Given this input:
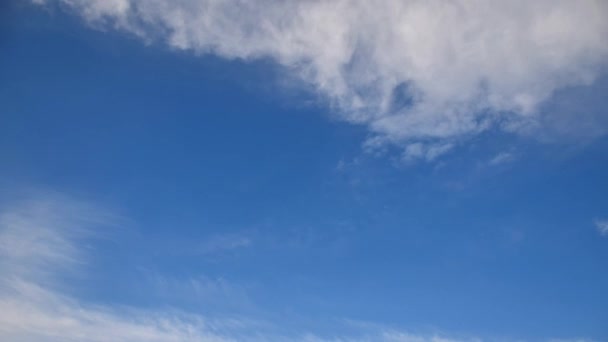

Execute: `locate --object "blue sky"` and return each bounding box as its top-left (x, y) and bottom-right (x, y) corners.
top-left (1, 1), bottom-right (608, 341)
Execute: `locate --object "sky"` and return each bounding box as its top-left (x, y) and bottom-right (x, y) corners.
top-left (1, 0), bottom-right (608, 341)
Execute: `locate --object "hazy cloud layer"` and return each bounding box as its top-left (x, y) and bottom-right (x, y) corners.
top-left (33, 0), bottom-right (608, 159)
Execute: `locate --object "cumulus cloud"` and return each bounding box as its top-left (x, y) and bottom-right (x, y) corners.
top-left (32, 0), bottom-right (608, 159)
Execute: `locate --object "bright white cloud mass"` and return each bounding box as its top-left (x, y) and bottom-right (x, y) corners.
top-left (33, 0), bottom-right (608, 160)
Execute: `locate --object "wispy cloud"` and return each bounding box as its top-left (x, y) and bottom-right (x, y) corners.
top-left (144, 272), bottom-right (255, 312)
top-left (488, 152), bottom-right (516, 166)
top-left (0, 195), bottom-right (466, 342)
top-left (0, 195), bottom-right (113, 285)
top-left (594, 219), bottom-right (608, 237)
top-left (0, 294), bottom-right (236, 342)
top-left (197, 233), bottom-right (252, 255)
top-left (32, 0), bottom-right (608, 160)
top-left (402, 142), bottom-right (454, 163)
top-left (0, 194), bottom-right (597, 341)
top-left (0, 195), bottom-right (237, 341)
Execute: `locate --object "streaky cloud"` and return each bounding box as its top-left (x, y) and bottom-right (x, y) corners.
top-left (0, 194), bottom-right (483, 341)
top-left (0, 195), bottom-right (237, 341)
top-left (595, 219), bottom-right (608, 236)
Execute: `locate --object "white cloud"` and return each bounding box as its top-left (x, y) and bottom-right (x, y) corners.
top-left (595, 219), bottom-right (608, 236)
top-left (0, 195), bottom-right (113, 285)
top-left (0, 195), bottom-right (472, 342)
top-left (382, 331), bottom-right (480, 342)
top-left (145, 272), bottom-right (255, 311)
top-left (0, 294), bottom-right (234, 342)
top-left (402, 142), bottom-right (454, 162)
top-left (198, 233), bottom-right (252, 255)
top-left (0, 196), bottom-right (237, 342)
top-left (0, 194), bottom-right (597, 341)
top-left (32, 0), bottom-right (608, 159)
top-left (488, 152), bottom-right (515, 166)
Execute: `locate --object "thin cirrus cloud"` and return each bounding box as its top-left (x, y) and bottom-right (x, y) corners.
top-left (0, 196), bottom-right (236, 341)
top-left (32, 0), bottom-right (608, 160)
top-left (595, 219), bottom-right (608, 237)
top-left (0, 194), bottom-right (482, 341)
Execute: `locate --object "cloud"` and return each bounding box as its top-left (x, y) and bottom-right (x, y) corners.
top-left (197, 233), bottom-right (252, 255)
top-left (0, 196), bottom-right (238, 341)
top-left (381, 331), bottom-right (480, 342)
top-left (0, 195), bottom-right (113, 285)
top-left (0, 293), bottom-right (234, 342)
top-left (402, 142), bottom-right (454, 162)
top-left (594, 219), bottom-right (608, 237)
top-left (0, 193), bottom-right (597, 341)
top-left (145, 273), bottom-right (255, 312)
top-left (488, 152), bottom-right (515, 166)
top-left (32, 0), bottom-right (608, 159)
top-left (0, 194), bottom-right (473, 342)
